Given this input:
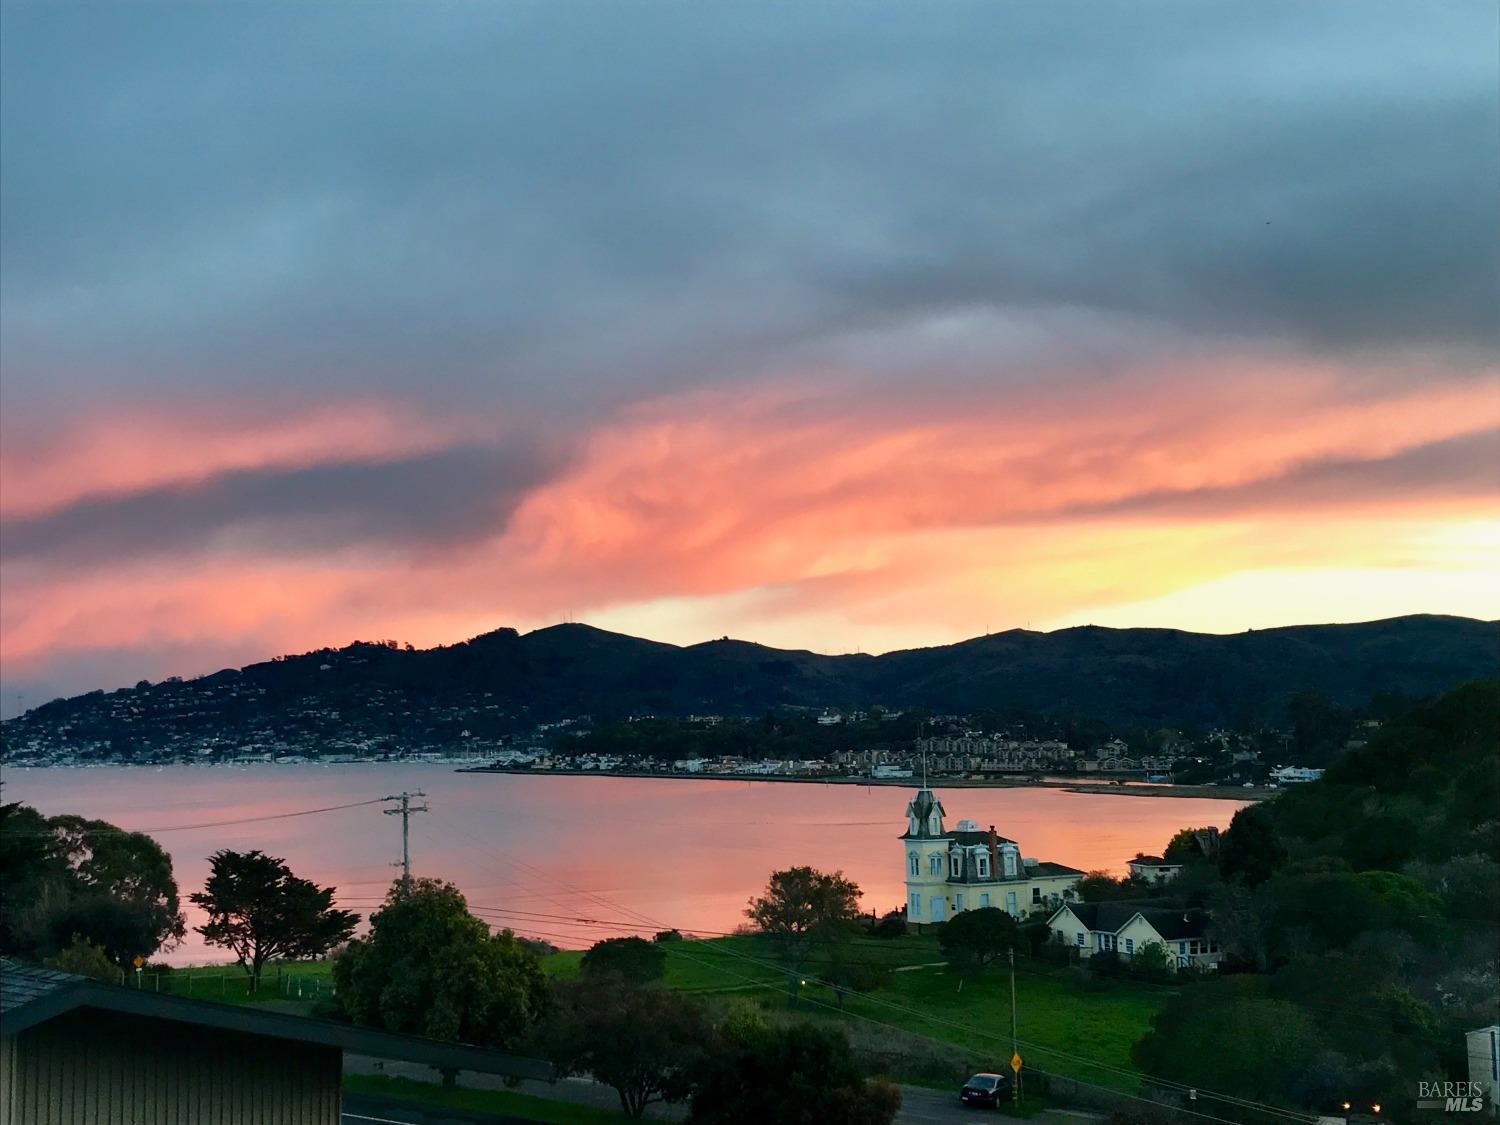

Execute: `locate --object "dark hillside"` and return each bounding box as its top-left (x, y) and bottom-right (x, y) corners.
top-left (3, 615), bottom-right (1494, 761)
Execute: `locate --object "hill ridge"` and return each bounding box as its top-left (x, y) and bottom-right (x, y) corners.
top-left (4, 615), bottom-right (1495, 762)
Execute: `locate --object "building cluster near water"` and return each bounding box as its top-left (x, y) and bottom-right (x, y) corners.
top-left (898, 787), bottom-right (1232, 970)
top-left (3, 694), bottom-right (1328, 790)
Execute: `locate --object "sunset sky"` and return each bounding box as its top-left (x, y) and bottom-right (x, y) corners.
top-left (2, 3), bottom-right (1497, 714)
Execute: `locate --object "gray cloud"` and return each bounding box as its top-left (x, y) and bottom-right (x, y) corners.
top-left (1065, 427), bottom-right (1500, 521)
top-left (2, 2), bottom-right (1495, 423)
top-left (1, 442), bottom-right (562, 568)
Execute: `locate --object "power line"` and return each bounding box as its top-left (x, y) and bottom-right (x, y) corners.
top-left (1, 797), bottom-right (390, 835)
top-left (381, 791), bottom-right (428, 892)
top-left (376, 815), bottom-right (1324, 1122)
top-left (385, 823), bottom-right (1318, 1125)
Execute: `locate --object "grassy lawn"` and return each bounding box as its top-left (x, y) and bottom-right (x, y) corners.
top-left (161, 939), bottom-right (1163, 1098)
top-left (547, 935), bottom-right (1166, 1093)
top-left (138, 959), bottom-right (335, 1007)
top-left (543, 933), bottom-right (943, 993)
top-left (343, 1074), bottom-right (634, 1124)
top-left (840, 962), bottom-right (1166, 1091)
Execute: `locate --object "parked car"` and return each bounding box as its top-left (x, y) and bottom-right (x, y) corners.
top-left (959, 1072), bottom-right (1011, 1108)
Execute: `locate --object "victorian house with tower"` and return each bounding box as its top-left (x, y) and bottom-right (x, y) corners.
top-left (901, 786), bottom-right (1083, 930)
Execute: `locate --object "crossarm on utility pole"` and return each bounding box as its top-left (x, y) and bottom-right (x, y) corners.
top-left (381, 791), bottom-right (429, 893)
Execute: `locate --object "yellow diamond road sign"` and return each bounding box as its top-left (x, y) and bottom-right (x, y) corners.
top-left (132, 955), bottom-right (144, 968)
top-left (1011, 1052), bottom-right (1022, 1073)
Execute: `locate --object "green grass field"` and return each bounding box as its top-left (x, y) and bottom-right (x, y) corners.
top-left (162, 934), bottom-right (1166, 1095)
top-left (547, 935), bottom-right (1167, 1092)
top-left (842, 963), bottom-right (1165, 1091)
top-left (544, 933), bottom-right (944, 992)
top-left (135, 959), bottom-right (335, 1008)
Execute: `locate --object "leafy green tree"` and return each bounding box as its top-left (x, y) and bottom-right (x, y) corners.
top-left (0, 803), bottom-right (68, 954)
top-left (580, 936), bottom-right (667, 985)
top-left (1162, 828), bottom-right (1211, 865)
top-left (1288, 692), bottom-right (1353, 765)
top-left (43, 936), bottom-right (119, 983)
top-left (539, 977), bottom-right (710, 1118)
top-left (1076, 871), bottom-right (1139, 901)
top-left (190, 850), bottom-right (359, 987)
top-left (49, 814), bottom-right (186, 962)
top-left (824, 953), bottom-right (889, 1009)
top-left (334, 878), bottom-right (547, 1048)
top-left (1207, 882), bottom-right (1267, 970)
top-left (1261, 867), bottom-right (1386, 958)
top-left (688, 1019), bottom-right (900, 1125)
top-left (43, 894), bottom-right (170, 968)
top-left (1133, 979), bottom-right (1327, 1105)
top-left (745, 866), bottom-right (861, 997)
top-left (0, 806), bottom-right (185, 966)
top-left (1218, 804), bottom-right (1286, 887)
top-left (1129, 940), bottom-right (1173, 981)
top-left (936, 907), bottom-right (1020, 975)
top-left (1406, 854), bottom-right (1500, 923)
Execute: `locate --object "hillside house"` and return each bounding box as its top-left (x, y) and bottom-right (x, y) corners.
top-left (901, 789), bottom-right (1082, 930)
top-left (1126, 855), bottom-right (1183, 883)
top-left (1046, 902), bottom-right (1222, 970)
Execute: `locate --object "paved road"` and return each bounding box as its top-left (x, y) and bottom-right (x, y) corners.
top-left (345, 1057), bottom-right (1094, 1125)
top-left (343, 1091), bottom-right (534, 1124)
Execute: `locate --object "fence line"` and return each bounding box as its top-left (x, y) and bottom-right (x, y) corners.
top-left (123, 964), bottom-right (334, 1002)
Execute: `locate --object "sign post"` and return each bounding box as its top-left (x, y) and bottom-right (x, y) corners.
top-left (1008, 949), bottom-right (1023, 1105)
top-left (132, 954), bottom-right (143, 989)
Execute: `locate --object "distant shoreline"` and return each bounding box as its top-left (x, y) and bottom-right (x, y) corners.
top-left (452, 766), bottom-right (1264, 800)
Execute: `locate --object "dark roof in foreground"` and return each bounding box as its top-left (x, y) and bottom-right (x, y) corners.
top-left (0, 960), bottom-right (551, 1080)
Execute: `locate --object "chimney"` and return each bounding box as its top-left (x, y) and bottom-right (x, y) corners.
top-left (987, 825), bottom-right (999, 877)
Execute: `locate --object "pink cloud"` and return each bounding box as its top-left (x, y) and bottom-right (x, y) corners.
top-left (3, 357), bottom-right (1496, 697)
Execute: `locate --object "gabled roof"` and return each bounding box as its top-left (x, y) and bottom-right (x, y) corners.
top-left (1045, 900), bottom-right (1212, 941)
top-left (0, 960), bottom-right (551, 1080)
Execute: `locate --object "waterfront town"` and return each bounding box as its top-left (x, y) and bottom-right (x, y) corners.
top-left (1, 697), bottom-right (1330, 790)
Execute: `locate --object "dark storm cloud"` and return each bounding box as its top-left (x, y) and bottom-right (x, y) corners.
top-left (0, 442), bottom-right (561, 568)
top-left (1, 1), bottom-right (1495, 416)
top-left (1068, 427), bottom-right (1500, 521)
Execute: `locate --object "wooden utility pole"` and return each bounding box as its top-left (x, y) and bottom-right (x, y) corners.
top-left (1009, 948), bottom-right (1023, 1105)
top-left (382, 791), bottom-right (428, 892)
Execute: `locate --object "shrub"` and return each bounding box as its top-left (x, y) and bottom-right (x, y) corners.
top-left (1089, 950), bottom-right (1125, 978)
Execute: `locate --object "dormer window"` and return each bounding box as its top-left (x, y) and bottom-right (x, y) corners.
top-left (950, 851), bottom-right (964, 879)
top-left (976, 854), bottom-right (990, 878)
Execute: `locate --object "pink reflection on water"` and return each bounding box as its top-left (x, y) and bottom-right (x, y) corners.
top-left (6, 766), bottom-right (1245, 964)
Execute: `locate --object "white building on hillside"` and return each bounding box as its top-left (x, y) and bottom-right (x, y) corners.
top-left (900, 788), bottom-right (1082, 930)
top-left (1270, 766), bottom-right (1324, 784)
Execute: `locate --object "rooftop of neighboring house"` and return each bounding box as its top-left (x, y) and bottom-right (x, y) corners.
top-left (1049, 900), bottom-right (1213, 941)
